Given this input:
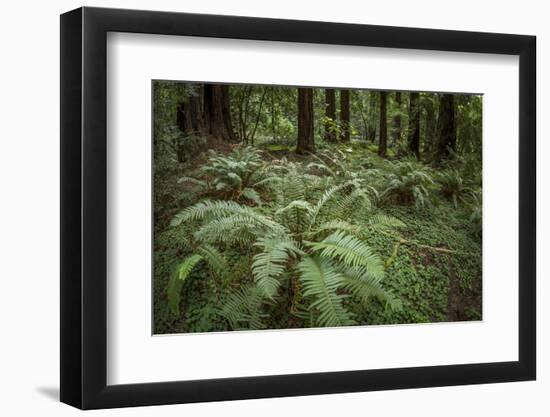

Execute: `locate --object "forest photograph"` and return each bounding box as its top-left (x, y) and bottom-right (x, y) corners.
top-left (153, 81), bottom-right (482, 334)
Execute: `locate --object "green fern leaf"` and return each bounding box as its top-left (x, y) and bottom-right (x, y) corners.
top-left (252, 236), bottom-right (301, 298)
top-left (307, 232), bottom-right (384, 279)
top-left (241, 187), bottom-right (262, 206)
top-left (167, 254), bottom-right (203, 315)
top-left (297, 256), bottom-right (355, 327)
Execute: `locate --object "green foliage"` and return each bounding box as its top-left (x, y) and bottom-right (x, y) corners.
top-left (437, 169), bottom-right (469, 208)
top-left (297, 256), bottom-right (355, 327)
top-left (165, 149), bottom-right (407, 330)
top-left (153, 81), bottom-right (483, 334)
top-left (167, 254), bottom-right (203, 315)
top-left (381, 159), bottom-right (435, 210)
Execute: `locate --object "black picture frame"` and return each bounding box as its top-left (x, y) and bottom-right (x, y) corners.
top-left (60, 6), bottom-right (536, 410)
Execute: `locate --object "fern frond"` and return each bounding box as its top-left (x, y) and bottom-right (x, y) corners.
top-left (367, 214), bottom-right (406, 230)
top-left (308, 180), bottom-right (358, 229)
top-left (252, 236), bottom-right (301, 298)
top-left (241, 187), bottom-right (262, 206)
top-left (335, 187), bottom-right (372, 219)
top-left (171, 200), bottom-right (279, 230)
top-left (340, 267), bottom-right (401, 311)
top-left (193, 215), bottom-right (259, 245)
top-left (307, 232), bottom-right (385, 279)
top-left (306, 162), bottom-right (337, 177)
top-left (312, 220), bottom-right (362, 236)
top-left (196, 244), bottom-right (228, 280)
top-left (219, 284), bottom-right (267, 330)
top-left (275, 200), bottom-right (313, 216)
top-left (167, 254), bottom-right (203, 315)
top-left (177, 176), bottom-right (207, 188)
top-left (297, 256), bottom-right (355, 327)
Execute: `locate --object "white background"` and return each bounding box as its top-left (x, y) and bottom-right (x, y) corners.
top-left (108, 33), bottom-right (519, 384)
top-left (0, 0), bottom-right (546, 416)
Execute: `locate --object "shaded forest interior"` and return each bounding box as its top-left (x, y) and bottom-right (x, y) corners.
top-left (154, 81), bottom-right (482, 334)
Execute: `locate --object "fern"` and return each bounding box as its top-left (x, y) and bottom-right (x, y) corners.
top-left (219, 285), bottom-right (267, 330)
top-left (297, 256), bottom-right (355, 327)
top-left (241, 187), bottom-right (262, 206)
top-left (367, 214), bottom-right (406, 230)
top-left (167, 254), bottom-right (203, 315)
top-left (252, 236), bottom-right (301, 298)
top-left (196, 244), bottom-right (229, 280)
top-left (171, 200), bottom-right (279, 230)
top-left (341, 267), bottom-right (402, 311)
top-left (307, 231), bottom-right (385, 279)
top-left (381, 159), bottom-right (435, 210)
top-left (193, 215), bottom-right (260, 245)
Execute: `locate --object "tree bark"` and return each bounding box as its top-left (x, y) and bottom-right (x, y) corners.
top-left (296, 88), bottom-right (315, 154)
top-left (378, 92), bottom-right (388, 157)
top-left (392, 91), bottom-right (402, 146)
top-left (177, 93), bottom-right (204, 136)
top-left (423, 98), bottom-right (436, 155)
top-left (433, 94), bottom-right (456, 162)
top-left (203, 84), bottom-right (236, 142)
top-left (407, 92), bottom-right (421, 158)
top-left (324, 89), bottom-right (337, 142)
top-left (340, 89), bottom-right (351, 142)
top-left (367, 92), bottom-right (377, 142)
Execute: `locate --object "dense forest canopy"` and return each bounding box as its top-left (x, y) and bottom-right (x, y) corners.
top-left (153, 81), bottom-right (482, 334)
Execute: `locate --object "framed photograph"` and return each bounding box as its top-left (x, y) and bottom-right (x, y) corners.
top-left (60, 6), bottom-right (536, 409)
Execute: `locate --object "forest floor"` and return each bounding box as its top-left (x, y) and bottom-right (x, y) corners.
top-left (153, 139), bottom-right (482, 334)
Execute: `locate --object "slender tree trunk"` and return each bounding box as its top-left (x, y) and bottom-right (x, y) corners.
top-left (203, 84), bottom-right (236, 142)
top-left (356, 93), bottom-right (369, 141)
top-left (249, 88), bottom-right (268, 145)
top-left (392, 91), bottom-right (402, 147)
top-left (407, 92), bottom-right (421, 158)
top-left (367, 92), bottom-right (377, 142)
top-left (296, 88), bottom-right (315, 154)
top-left (378, 92), bottom-right (388, 157)
top-left (324, 89), bottom-right (337, 142)
top-left (433, 94), bottom-right (456, 162)
top-left (340, 89), bottom-right (351, 142)
top-left (271, 88), bottom-right (277, 141)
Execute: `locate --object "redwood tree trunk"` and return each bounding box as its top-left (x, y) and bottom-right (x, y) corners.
top-left (407, 92), bottom-right (421, 158)
top-left (433, 94), bottom-right (456, 162)
top-left (177, 94), bottom-right (204, 136)
top-left (378, 92), bottom-right (388, 157)
top-left (367, 92), bottom-right (377, 142)
top-left (392, 91), bottom-right (402, 147)
top-left (296, 88), bottom-right (315, 154)
top-left (324, 89), bottom-right (337, 142)
top-left (424, 99), bottom-right (436, 155)
top-left (340, 89), bottom-right (350, 142)
top-left (203, 84), bottom-right (235, 141)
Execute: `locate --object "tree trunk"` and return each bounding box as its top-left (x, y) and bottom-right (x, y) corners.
top-left (367, 92), bottom-right (377, 142)
top-left (423, 98), bottom-right (436, 155)
top-left (392, 91), bottom-right (402, 147)
top-left (340, 89), bottom-right (350, 142)
top-left (433, 94), bottom-right (456, 162)
top-left (378, 92), bottom-right (388, 157)
top-left (324, 89), bottom-right (337, 142)
top-left (203, 84), bottom-right (235, 142)
top-left (249, 88), bottom-right (268, 145)
top-left (296, 88), bottom-right (315, 154)
top-left (271, 87), bottom-right (277, 141)
top-left (407, 92), bottom-right (421, 158)
top-left (176, 91), bottom-right (205, 162)
top-left (177, 93), bottom-right (204, 135)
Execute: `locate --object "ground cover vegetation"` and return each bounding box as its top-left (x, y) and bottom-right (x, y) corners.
top-left (153, 81), bottom-right (482, 333)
